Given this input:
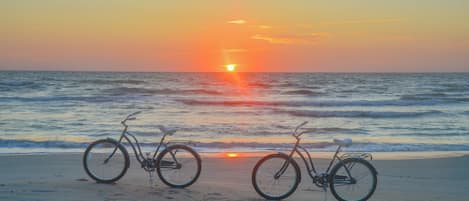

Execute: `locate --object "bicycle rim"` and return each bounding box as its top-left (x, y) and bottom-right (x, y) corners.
top-left (84, 140), bottom-right (128, 182)
top-left (157, 146), bottom-right (200, 187)
top-left (253, 155), bottom-right (299, 199)
top-left (331, 159), bottom-right (376, 201)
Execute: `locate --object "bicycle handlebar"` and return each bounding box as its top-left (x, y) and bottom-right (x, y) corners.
top-left (294, 121), bottom-right (308, 134)
top-left (127, 111), bottom-right (142, 118)
top-left (122, 111), bottom-right (142, 125)
top-left (120, 112), bottom-right (176, 137)
top-left (293, 121), bottom-right (313, 138)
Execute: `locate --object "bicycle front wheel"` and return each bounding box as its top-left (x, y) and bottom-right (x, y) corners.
top-left (83, 139), bottom-right (129, 183)
top-left (156, 145), bottom-right (201, 188)
top-left (252, 154), bottom-right (301, 200)
top-left (330, 158), bottom-right (377, 201)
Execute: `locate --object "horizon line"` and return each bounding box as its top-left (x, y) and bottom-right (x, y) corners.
top-left (1, 69), bottom-right (468, 73)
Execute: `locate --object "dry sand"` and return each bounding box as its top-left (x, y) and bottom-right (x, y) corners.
top-left (1, 153), bottom-right (468, 201)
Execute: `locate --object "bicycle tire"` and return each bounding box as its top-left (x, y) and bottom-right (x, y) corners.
top-left (252, 153), bottom-right (301, 200)
top-left (156, 145), bottom-right (201, 188)
top-left (330, 158), bottom-right (377, 201)
top-left (83, 139), bottom-right (130, 183)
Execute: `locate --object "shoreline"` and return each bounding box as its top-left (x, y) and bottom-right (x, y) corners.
top-left (1, 149), bottom-right (469, 160)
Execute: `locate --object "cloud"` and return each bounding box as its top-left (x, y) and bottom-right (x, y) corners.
top-left (258, 25), bottom-right (272, 29)
top-left (227, 19), bottom-right (246, 24)
top-left (320, 18), bottom-right (402, 25)
top-left (251, 32), bottom-right (328, 45)
top-left (223, 48), bottom-right (248, 53)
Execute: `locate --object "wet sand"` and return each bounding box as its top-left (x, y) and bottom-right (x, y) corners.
top-left (1, 153), bottom-right (468, 201)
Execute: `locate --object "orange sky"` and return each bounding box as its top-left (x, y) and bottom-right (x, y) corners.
top-left (1, 1), bottom-right (468, 72)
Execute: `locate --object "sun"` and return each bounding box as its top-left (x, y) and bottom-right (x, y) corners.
top-left (226, 153), bottom-right (239, 158)
top-left (226, 64), bottom-right (236, 72)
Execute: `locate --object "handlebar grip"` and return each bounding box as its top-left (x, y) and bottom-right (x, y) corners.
top-left (129, 111), bottom-right (142, 116)
top-left (299, 121), bottom-right (308, 127)
top-left (295, 121), bottom-right (308, 131)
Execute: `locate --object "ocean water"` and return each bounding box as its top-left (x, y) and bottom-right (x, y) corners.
top-left (1, 71), bottom-right (468, 154)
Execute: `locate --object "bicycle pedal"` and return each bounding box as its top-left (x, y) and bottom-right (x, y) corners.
top-left (323, 189), bottom-right (328, 201)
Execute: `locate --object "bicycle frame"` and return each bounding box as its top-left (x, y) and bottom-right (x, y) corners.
top-left (275, 122), bottom-right (354, 183)
top-left (118, 124), bottom-right (168, 164)
top-left (283, 136), bottom-right (351, 179)
top-left (105, 114), bottom-right (176, 167)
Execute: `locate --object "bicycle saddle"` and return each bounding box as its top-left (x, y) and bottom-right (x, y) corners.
top-left (157, 125), bottom-right (177, 136)
top-left (333, 138), bottom-right (352, 147)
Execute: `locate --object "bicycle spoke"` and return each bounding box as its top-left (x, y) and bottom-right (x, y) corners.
top-left (331, 159), bottom-right (376, 201)
top-left (157, 146), bottom-right (200, 188)
top-left (84, 140), bottom-right (128, 183)
top-left (253, 155), bottom-right (299, 199)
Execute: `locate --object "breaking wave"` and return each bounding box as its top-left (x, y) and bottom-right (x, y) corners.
top-left (275, 109), bottom-right (443, 118)
top-left (177, 99), bottom-right (451, 107)
top-left (2, 139), bottom-right (469, 152)
top-left (104, 87), bottom-right (222, 96)
top-left (281, 89), bottom-right (322, 96)
top-left (0, 96), bottom-right (118, 103)
top-left (82, 79), bottom-right (146, 85)
top-left (0, 81), bottom-right (36, 87)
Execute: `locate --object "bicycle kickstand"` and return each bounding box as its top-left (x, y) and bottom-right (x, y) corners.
top-left (322, 186), bottom-right (328, 201)
top-left (148, 170), bottom-right (154, 186)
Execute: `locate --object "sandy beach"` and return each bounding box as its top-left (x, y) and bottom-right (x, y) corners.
top-left (3, 0), bottom-right (469, 200)
top-left (1, 153), bottom-right (468, 201)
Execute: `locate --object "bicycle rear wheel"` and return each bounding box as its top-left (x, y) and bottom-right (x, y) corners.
top-left (156, 145), bottom-right (201, 188)
top-left (330, 158), bottom-right (377, 201)
top-left (83, 139), bottom-right (129, 183)
top-left (251, 154), bottom-right (301, 200)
